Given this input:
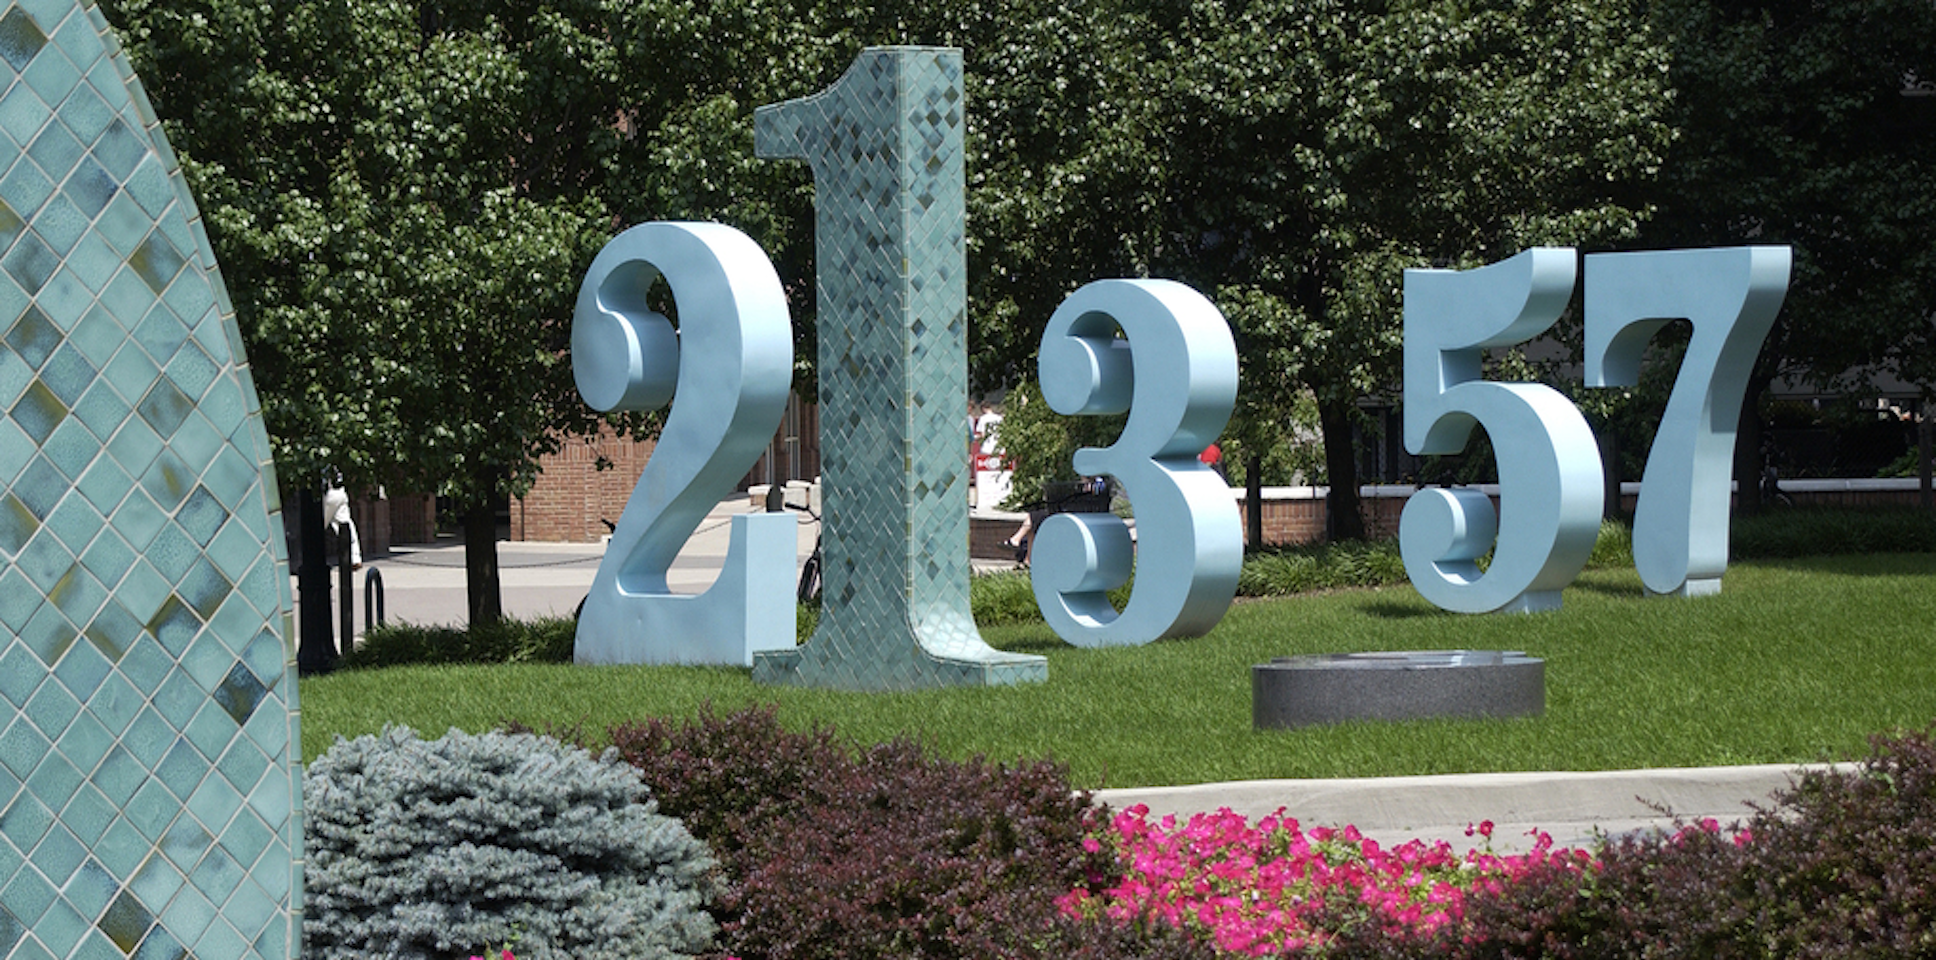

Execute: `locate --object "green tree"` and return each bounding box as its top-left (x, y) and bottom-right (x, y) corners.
top-left (1116, 0), bottom-right (1673, 539)
top-left (1637, 0), bottom-right (1936, 500)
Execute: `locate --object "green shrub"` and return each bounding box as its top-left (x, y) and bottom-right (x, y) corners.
top-left (304, 727), bottom-right (720, 960)
top-left (346, 616), bottom-right (577, 668)
top-left (1730, 506), bottom-right (1936, 559)
top-left (1236, 539), bottom-right (1408, 597)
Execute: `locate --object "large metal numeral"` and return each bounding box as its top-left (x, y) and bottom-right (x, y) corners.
top-left (1032, 279), bottom-right (1243, 645)
top-left (1401, 248), bottom-right (1605, 613)
top-left (571, 222), bottom-right (797, 665)
top-left (751, 47), bottom-right (1046, 688)
top-left (1585, 247), bottom-right (1790, 597)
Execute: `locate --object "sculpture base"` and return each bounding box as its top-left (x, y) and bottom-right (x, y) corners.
top-left (1252, 650), bottom-right (1543, 729)
top-left (752, 638), bottom-right (1046, 691)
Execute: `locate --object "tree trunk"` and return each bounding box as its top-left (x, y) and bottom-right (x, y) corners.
top-left (1920, 395), bottom-right (1932, 510)
top-left (464, 496), bottom-right (503, 629)
top-left (1732, 376), bottom-right (1770, 517)
top-left (1317, 396), bottom-right (1366, 542)
top-left (1246, 452), bottom-right (1264, 551)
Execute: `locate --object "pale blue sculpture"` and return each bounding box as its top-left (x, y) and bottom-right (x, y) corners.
top-left (1032, 279), bottom-right (1242, 645)
top-left (750, 48), bottom-right (1045, 688)
top-left (1401, 249), bottom-right (1605, 613)
top-left (1585, 246), bottom-right (1790, 597)
top-left (0, 3), bottom-right (300, 956)
top-left (572, 221), bottom-right (797, 665)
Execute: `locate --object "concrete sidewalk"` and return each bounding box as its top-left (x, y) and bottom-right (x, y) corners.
top-left (297, 497), bottom-right (1828, 857)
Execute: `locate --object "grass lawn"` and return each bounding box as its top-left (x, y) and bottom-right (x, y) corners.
top-left (298, 553), bottom-right (1936, 788)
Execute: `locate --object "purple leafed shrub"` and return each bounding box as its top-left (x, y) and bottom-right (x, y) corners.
top-left (604, 705), bottom-right (1160, 960)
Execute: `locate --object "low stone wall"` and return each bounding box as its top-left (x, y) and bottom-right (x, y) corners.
top-left (969, 478), bottom-right (1933, 554)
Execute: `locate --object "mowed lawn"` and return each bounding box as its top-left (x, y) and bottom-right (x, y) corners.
top-left (298, 553), bottom-right (1936, 788)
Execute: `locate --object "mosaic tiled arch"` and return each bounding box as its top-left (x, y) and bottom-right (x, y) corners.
top-left (0, 1), bottom-right (300, 958)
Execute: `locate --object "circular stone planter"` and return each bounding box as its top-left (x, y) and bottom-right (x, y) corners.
top-left (1252, 650), bottom-right (1544, 730)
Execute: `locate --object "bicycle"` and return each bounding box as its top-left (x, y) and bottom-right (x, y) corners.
top-left (787, 502), bottom-right (822, 603)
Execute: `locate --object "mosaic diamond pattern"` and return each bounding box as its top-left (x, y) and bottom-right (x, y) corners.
top-left (752, 48), bottom-right (1045, 690)
top-left (0, 2), bottom-right (299, 958)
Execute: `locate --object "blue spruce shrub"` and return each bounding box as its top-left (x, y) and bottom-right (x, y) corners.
top-left (304, 726), bottom-right (720, 959)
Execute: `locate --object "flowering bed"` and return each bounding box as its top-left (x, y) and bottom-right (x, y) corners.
top-left (1058, 806), bottom-right (1598, 954)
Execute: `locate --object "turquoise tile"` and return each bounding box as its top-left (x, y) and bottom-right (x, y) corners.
top-left (30, 824), bottom-right (85, 890)
top-left (163, 340), bottom-right (214, 399)
top-left (16, 453), bottom-right (67, 518)
top-left (34, 896), bottom-right (86, 955)
top-left (145, 594), bottom-right (199, 657)
top-left (130, 301), bottom-right (183, 364)
top-left (6, 301), bottom-right (60, 368)
top-left (82, 671), bottom-right (139, 736)
top-left (49, 629), bottom-right (106, 699)
top-left (54, 85), bottom-right (109, 150)
top-left (0, 492), bottom-right (38, 557)
top-left (221, 874), bottom-right (274, 943)
top-left (117, 709), bottom-right (169, 771)
top-left (137, 448), bottom-right (191, 511)
top-left (67, 304), bottom-right (125, 365)
top-left (199, 444), bottom-right (251, 511)
top-left (184, 774), bottom-right (240, 839)
top-left (110, 557), bottom-right (166, 620)
top-left (2, 158), bottom-right (56, 224)
top-left (0, 789), bottom-right (55, 853)
top-left (46, 561), bottom-right (104, 624)
top-left (29, 193), bottom-right (86, 255)
top-left (12, 377), bottom-right (67, 441)
top-left (210, 664), bottom-right (263, 728)
top-left (26, 119), bottom-right (82, 184)
top-left (71, 381), bottom-right (128, 443)
top-left (175, 632), bottom-right (229, 693)
top-left (96, 889), bottom-right (149, 954)
top-left (151, 739), bottom-right (206, 803)
top-left (189, 914), bottom-right (243, 960)
top-left (132, 927), bottom-right (185, 960)
top-left (0, 6), bottom-right (49, 71)
top-left (104, 408), bottom-right (162, 479)
top-left (158, 261), bottom-right (210, 323)
top-left (239, 696), bottom-right (287, 760)
top-left (175, 558), bottom-right (229, 621)
top-left (173, 486), bottom-right (223, 548)
top-left (127, 226), bottom-right (181, 292)
top-left (207, 592), bottom-right (259, 649)
top-left (196, 376), bottom-right (242, 441)
top-left (213, 743), bottom-right (267, 802)
top-left (71, 929), bottom-right (124, 960)
top-left (24, 681), bottom-right (80, 740)
top-left (239, 631), bottom-right (278, 693)
top-left (127, 854), bottom-right (181, 913)
top-left (51, 10), bottom-right (103, 72)
top-left (240, 758), bottom-right (286, 830)
top-left (91, 190), bottom-right (146, 257)
top-left (206, 523), bottom-right (259, 585)
top-left (100, 336), bottom-right (158, 398)
top-left (42, 415), bottom-right (98, 482)
top-left (50, 710), bottom-right (108, 780)
top-left (2, 844), bottom-right (58, 924)
top-left (59, 230), bottom-right (115, 293)
top-left (86, 116), bottom-right (139, 181)
top-left (36, 268), bottom-right (89, 331)
top-left (121, 779), bottom-right (171, 842)
top-left (22, 47), bottom-right (82, 121)
top-left (79, 528), bottom-right (135, 591)
top-left (44, 486), bottom-right (102, 551)
top-left (133, 375), bottom-right (188, 437)
top-left (0, 200), bottom-right (24, 252)
top-left (0, 641), bottom-right (41, 705)
top-left (56, 790), bottom-right (111, 852)
top-left (0, 350), bottom-right (31, 412)
top-left (107, 492), bottom-right (163, 557)
top-left (165, 409), bottom-right (220, 472)
top-left (91, 818), bottom-right (143, 876)
top-left (60, 858), bottom-right (112, 918)
top-left (17, 526), bottom-right (77, 593)
top-left (15, 0), bottom-right (66, 38)
top-left (0, 85), bottom-right (53, 158)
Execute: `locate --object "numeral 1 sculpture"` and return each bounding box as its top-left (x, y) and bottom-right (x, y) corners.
top-left (751, 48), bottom-right (1046, 688)
top-left (0, 3), bottom-right (300, 956)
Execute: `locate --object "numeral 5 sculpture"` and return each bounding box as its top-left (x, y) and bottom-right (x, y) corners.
top-left (1401, 246), bottom-right (1790, 613)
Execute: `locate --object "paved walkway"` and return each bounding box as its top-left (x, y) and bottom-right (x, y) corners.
top-left (294, 498), bottom-right (1830, 856)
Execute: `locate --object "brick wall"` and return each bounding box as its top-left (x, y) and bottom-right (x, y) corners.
top-left (513, 424), bottom-right (656, 542)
